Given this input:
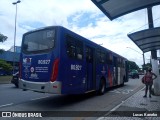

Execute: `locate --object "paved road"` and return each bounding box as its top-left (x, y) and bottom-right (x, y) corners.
top-left (0, 76), bottom-right (144, 120)
top-left (0, 84), bottom-right (52, 107)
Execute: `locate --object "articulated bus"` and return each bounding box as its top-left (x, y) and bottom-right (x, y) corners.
top-left (19, 26), bottom-right (128, 95)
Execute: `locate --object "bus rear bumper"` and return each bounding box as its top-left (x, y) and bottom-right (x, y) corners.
top-left (19, 79), bottom-right (62, 94)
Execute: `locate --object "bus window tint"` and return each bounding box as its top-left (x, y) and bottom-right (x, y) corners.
top-left (66, 36), bottom-right (83, 60)
top-left (97, 50), bottom-right (101, 63)
top-left (66, 37), bottom-right (76, 58)
top-left (110, 54), bottom-right (113, 63)
top-left (101, 52), bottom-right (105, 63)
top-left (118, 58), bottom-right (123, 67)
top-left (23, 29), bottom-right (55, 53)
top-left (97, 50), bottom-right (105, 63)
top-left (76, 41), bottom-right (83, 60)
top-left (106, 52), bottom-right (113, 64)
top-left (86, 47), bottom-right (93, 63)
top-left (122, 60), bottom-right (125, 68)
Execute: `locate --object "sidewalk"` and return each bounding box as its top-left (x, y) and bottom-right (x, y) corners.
top-left (98, 87), bottom-right (160, 120)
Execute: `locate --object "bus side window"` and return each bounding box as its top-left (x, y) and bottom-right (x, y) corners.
top-left (106, 52), bottom-right (109, 64)
top-left (96, 50), bottom-right (105, 63)
top-left (86, 46), bottom-right (93, 63)
top-left (118, 58), bottom-right (122, 67)
top-left (120, 58), bottom-right (122, 67)
top-left (101, 52), bottom-right (105, 63)
top-left (117, 58), bottom-right (119, 67)
top-left (76, 41), bottom-right (83, 60)
top-left (106, 52), bottom-right (113, 64)
top-left (110, 54), bottom-right (113, 64)
top-left (97, 50), bottom-right (101, 63)
top-left (66, 37), bottom-right (76, 58)
top-left (122, 60), bottom-right (125, 68)
top-left (66, 35), bottom-right (83, 60)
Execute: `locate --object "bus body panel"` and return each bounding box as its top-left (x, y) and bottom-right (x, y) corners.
top-left (58, 27), bottom-right (86, 94)
top-left (107, 64), bottom-right (114, 87)
top-left (19, 26), bottom-right (128, 95)
top-left (21, 53), bottom-right (53, 82)
top-left (19, 80), bottom-right (62, 94)
top-left (19, 26), bottom-right (62, 93)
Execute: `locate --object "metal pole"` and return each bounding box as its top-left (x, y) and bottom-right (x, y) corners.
top-left (147, 7), bottom-right (157, 59)
top-left (13, 4), bottom-right (17, 74)
top-left (147, 7), bottom-right (154, 29)
top-left (142, 52), bottom-right (145, 66)
top-left (12, 0), bottom-right (21, 74)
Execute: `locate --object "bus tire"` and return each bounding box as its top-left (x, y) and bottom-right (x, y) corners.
top-left (98, 79), bottom-right (106, 95)
top-left (15, 83), bottom-right (19, 88)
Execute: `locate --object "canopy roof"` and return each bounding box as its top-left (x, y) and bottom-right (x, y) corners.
top-left (91, 0), bottom-right (160, 20)
top-left (128, 27), bottom-right (160, 53)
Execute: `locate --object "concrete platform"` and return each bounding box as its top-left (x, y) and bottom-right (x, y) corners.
top-left (98, 87), bottom-right (160, 120)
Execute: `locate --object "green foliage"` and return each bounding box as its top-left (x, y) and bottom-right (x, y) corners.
top-left (0, 59), bottom-right (12, 72)
top-left (0, 49), bottom-right (4, 54)
top-left (142, 63), bottom-right (152, 70)
top-left (128, 60), bottom-right (139, 71)
top-left (0, 33), bottom-right (8, 43)
top-left (0, 33), bottom-right (8, 54)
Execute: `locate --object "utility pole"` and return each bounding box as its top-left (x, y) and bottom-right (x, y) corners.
top-left (12, 0), bottom-right (21, 74)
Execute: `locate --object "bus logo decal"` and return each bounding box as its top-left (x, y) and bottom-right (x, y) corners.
top-left (23, 58), bottom-right (32, 64)
top-left (30, 73), bottom-right (38, 79)
top-left (30, 67), bottom-right (34, 73)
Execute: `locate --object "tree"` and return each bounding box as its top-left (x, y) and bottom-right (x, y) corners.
top-left (128, 60), bottom-right (139, 71)
top-left (0, 33), bottom-right (8, 53)
top-left (142, 63), bottom-right (152, 70)
top-left (0, 59), bottom-right (12, 72)
top-left (0, 33), bottom-right (8, 42)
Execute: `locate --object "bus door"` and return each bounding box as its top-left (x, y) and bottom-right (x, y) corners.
top-left (85, 46), bottom-right (96, 91)
top-left (113, 56), bottom-right (118, 85)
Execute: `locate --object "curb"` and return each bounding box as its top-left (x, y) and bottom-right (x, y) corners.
top-left (100, 86), bottom-right (145, 118)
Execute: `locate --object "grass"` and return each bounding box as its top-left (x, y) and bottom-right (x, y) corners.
top-left (0, 76), bottom-right (12, 84)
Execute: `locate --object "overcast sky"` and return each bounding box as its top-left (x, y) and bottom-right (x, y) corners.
top-left (0, 0), bottom-right (160, 67)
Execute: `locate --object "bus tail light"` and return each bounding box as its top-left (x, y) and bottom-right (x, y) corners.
top-left (51, 58), bottom-right (60, 82)
top-left (19, 62), bottom-right (22, 79)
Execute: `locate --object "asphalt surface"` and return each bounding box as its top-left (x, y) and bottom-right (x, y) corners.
top-left (0, 76), bottom-right (144, 120)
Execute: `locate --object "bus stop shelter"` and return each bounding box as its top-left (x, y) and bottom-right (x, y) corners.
top-left (128, 27), bottom-right (160, 96)
top-left (91, 0), bottom-right (160, 20)
top-left (91, 0), bottom-right (160, 95)
top-left (128, 27), bottom-right (160, 53)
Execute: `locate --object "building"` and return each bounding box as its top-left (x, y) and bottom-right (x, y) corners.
top-left (0, 46), bottom-right (21, 74)
top-left (8, 46), bottom-right (21, 53)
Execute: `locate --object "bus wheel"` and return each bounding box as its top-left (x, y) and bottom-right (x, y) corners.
top-left (98, 79), bottom-right (106, 95)
top-left (15, 83), bottom-right (19, 88)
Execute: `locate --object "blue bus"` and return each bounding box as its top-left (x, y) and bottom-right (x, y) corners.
top-left (19, 26), bottom-right (128, 95)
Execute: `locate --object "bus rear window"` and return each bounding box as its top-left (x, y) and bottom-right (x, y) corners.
top-left (22, 29), bottom-right (55, 54)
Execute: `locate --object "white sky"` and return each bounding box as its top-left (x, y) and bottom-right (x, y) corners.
top-left (0, 0), bottom-right (160, 67)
